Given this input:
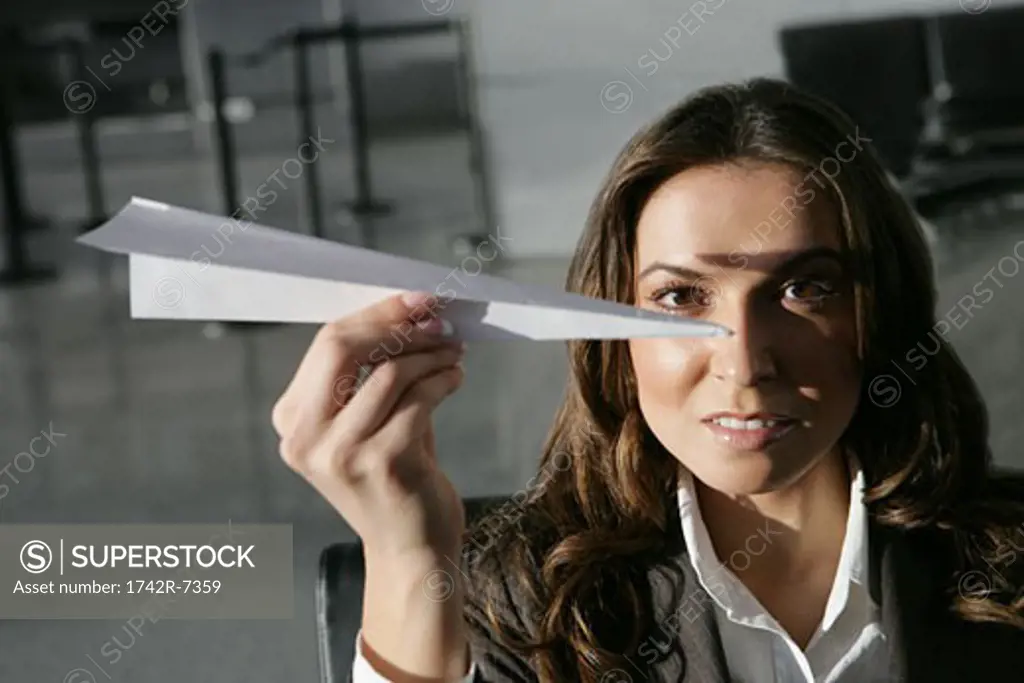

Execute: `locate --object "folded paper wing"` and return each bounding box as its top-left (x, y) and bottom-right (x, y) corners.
top-left (77, 198), bottom-right (731, 341)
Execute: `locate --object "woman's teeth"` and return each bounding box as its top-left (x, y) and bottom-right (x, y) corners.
top-left (711, 417), bottom-right (782, 430)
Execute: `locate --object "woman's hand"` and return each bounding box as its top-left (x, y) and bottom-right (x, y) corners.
top-left (272, 290), bottom-right (467, 560)
top-left (274, 291), bottom-right (473, 680)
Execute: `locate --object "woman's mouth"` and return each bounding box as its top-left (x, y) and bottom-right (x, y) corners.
top-left (701, 413), bottom-right (799, 451)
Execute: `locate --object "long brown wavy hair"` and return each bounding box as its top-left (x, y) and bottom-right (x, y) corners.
top-left (464, 77), bottom-right (1024, 681)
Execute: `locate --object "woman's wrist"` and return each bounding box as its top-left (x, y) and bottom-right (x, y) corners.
top-left (361, 551), bottom-right (470, 680)
top-left (363, 542), bottom-right (463, 571)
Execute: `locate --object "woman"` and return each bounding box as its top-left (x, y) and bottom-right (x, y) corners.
top-left (272, 78), bottom-right (1024, 682)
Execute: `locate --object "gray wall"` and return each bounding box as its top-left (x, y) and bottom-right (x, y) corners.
top-left (184, 0), bottom-right (467, 131)
top-left (467, 0), bottom-right (958, 256)
top-left (0, 0), bottom-right (160, 25)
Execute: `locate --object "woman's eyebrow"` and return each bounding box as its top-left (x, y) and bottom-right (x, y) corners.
top-left (637, 246), bottom-right (845, 281)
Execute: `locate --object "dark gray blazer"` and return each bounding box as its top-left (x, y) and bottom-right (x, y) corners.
top-left (462, 498), bottom-right (1024, 682)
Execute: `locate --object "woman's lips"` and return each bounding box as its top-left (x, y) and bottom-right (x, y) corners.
top-left (702, 419), bottom-right (799, 451)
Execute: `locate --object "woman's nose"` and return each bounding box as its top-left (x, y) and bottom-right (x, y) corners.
top-left (708, 307), bottom-right (778, 386)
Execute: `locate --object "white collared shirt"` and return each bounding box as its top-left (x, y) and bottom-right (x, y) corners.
top-left (677, 465), bottom-right (891, 683)
top-left (353, 466), bottom-right (891, 682)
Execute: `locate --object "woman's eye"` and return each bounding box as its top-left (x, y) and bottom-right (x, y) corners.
top-left (652, 284), bottom-right (712, 310)
top-left (783, 279), bottom-right (836, 306)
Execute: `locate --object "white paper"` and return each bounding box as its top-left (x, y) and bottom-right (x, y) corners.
top-left (77, 197), bottom-right (731, 341)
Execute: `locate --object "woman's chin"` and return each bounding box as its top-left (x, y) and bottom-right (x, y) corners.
top-left (694, 464), bottom-right (781, 497)
top-left (681, 437), bottom-right (814, 496)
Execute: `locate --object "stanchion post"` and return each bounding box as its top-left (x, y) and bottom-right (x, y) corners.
top-left (0, 62), bottom-right (26, 277)
top-left (343, 18), bottom-right (371, 212)
top-left (208, 48), bottom-right (240, 216)
top-left (340, 16), bottom-right (390, 221)
top-left (292, 33), bottom-right (325, 238)
top-left (453, 19), bottom-right (499, 244)
top-left (69, 39), bottom-right (107, 233)
top-left (0, 48), bottom-right (55, 285)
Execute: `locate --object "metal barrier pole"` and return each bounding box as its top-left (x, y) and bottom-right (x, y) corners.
top-left (0, 73), bottom-right (26, 279)
top-left (341, 17), bottom-right (390, 221)
top-left (293, 34), bottom-right (325, 238)
top-left (208, 48), bottom-right (240, 216)
top-left (209, 48), bottom-right (284, 332)
top-left (453, 19), bottom-right (498, 247)
top-left (69, 40), bottom-right (107, 233)
top-left (0, 51), bottom-right (55, 285)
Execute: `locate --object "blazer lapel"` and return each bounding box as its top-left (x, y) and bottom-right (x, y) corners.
top-left (869, 521), bottom-right (912, 682)
top-left (871, 521), bottom-right (974, 683)
top-left (628, 495), bottom-right (729, 683)
top-left (674, 560), bottom-right (730, 683)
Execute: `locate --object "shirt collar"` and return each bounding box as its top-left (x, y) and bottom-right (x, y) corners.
top-left (676, 459), bottom-right (870, 629)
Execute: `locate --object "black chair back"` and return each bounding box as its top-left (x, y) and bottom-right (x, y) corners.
top-left (929, 7), bottom-right (1024, 138)
top-left (779, 16), bottom-right (930, 177)
top-left (316, 495), bottom-right (510, 682)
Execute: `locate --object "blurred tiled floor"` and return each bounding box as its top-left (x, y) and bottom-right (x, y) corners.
top-left (0, 114), bottom-right (572, 681)
top-left (0, 117), bottom-right (1023, 681)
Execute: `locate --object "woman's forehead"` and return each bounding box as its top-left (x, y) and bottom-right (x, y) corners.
top-left (634, 162), bottom-right (843, 269)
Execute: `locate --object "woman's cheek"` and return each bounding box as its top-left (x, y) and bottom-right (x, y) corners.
top-left (630, 338), bottom-right (705, 402)
top-left (784, 320), bottom-right (860, 388)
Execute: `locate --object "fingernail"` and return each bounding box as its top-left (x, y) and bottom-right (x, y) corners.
top-left (416, 317), bottom-right (454, 337)
top-left (401, 291), bottom-right (434, 308)
top-left (446, 340), bottom-right (468, 354)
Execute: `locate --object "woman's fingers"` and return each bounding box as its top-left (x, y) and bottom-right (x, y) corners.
top-left (322, 361), bottom-right (465, 486)
top-left (272, 291), bottom-right (457, 436)
top-left (366, 364), bottom-right (464, 463)
top-left (328, 345), bottom-right (465, 452)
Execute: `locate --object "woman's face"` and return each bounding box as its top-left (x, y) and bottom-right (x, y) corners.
top-left (629, 162), bottom-right (861, 496)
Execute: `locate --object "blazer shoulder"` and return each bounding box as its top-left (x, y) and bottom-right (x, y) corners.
top-left (459, 505), bottom-right (553, 682)
top-left (462, 504), bottom-right (550, 638)
top-left (984, 468), bottom-right (1024, 505)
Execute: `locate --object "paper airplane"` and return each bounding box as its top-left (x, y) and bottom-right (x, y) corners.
top-left (76, 197), bottom-right (732, 341)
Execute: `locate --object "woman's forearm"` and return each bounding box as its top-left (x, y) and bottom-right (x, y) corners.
top-left (361, 550), bottom-right (471, 682)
